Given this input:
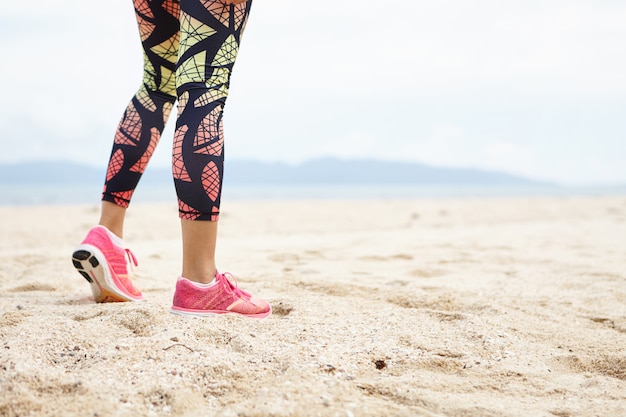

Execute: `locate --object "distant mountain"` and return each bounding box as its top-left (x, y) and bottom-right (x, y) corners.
top-left (0, 158), bottom-right (550, 186)
top-left (224, 158), bottom-right (549, 186)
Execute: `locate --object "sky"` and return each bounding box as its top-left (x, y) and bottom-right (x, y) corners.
top-left (1, 0), bottom-right (625, 186)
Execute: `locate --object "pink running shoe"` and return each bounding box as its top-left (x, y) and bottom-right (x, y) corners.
top-left (71, 226), bottom-right (143, 303)
top-left (171, 271), bottom-right (271, 318)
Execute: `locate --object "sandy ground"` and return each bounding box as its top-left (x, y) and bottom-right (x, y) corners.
top-left (0, 196), bottom-right (625, 417)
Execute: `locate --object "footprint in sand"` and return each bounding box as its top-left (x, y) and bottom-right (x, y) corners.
top-left (8, 283), bottom-right (56, 292)
top-left (0, 311), bottom-right (30, 327)
top-left (386, 292), bottom-right (475, 323)
top-left (271, 301), bottom-right (294, 317)
top-left (587, 316), bottom-right (626, 334)
top-left (72, 310), bottom-right (108, 322)
top-left (387, 292), bottom-right (459, 311)
top-left (111, 308), bottom-right (162, 337)
top-left (555, 354), bottom-right (626, 380)
top-left (409, 268), bottom-right (448, 278)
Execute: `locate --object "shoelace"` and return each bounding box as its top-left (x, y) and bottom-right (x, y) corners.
top-left (220, 272), bottom-right (252, 299)
top-left (125, 248), bottom-right (138, 270)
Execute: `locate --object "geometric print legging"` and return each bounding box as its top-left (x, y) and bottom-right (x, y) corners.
top-left (102, 0), bottom-right (252, 221)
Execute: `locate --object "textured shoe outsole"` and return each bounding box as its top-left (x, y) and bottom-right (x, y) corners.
top-left (169, 305), bottom-right (272, 319)
top-left (72, 245), bottom-right (142, 303)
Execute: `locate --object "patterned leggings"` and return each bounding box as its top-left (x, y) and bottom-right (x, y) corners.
top-left (102, 0), bottom-right (252, 221)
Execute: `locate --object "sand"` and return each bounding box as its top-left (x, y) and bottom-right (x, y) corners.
top-left (0, 196), bottom-right (625, 417)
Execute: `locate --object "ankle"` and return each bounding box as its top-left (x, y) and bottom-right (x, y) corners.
top-left (181, 266), bottom-right (217, 284)
top-left (181, 276), bottom-right (217, 288)
top-left (99, 201), bottom-right (126, 238)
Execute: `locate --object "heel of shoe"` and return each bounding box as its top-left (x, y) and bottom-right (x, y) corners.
top-left (71, 248), bottom-right (105, 301)
top-left (72, 249), bottom-right (97, 283)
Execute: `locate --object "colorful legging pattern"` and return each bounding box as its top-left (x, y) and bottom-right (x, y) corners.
top-left (102, 0), bottom-right (252, 221)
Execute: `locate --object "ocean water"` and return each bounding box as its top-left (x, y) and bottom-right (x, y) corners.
top-left (1, 182), bottom-right (624, 206)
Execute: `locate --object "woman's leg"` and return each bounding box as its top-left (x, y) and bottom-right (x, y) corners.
top-left (180, 218), bottom-right (218, 284)
top-left (99, 201), bottom-right (127, 238)
top-left (174, 0), bottom-right (252, 283)
top-left (100, 0), bottom-right (181, 237)
top-left (72, 0), bottom-right (183, 303)
top-left (170, 0), bottom-right (269, 319)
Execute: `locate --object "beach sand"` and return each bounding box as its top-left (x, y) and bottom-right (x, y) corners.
top-left (0, 196), bottom-right (625, 416)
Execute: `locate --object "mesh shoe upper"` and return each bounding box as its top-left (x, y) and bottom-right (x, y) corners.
top-left (78, 225), bottom-right (142, 300)
top-left (171, 271), bottom-right (271, 318)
